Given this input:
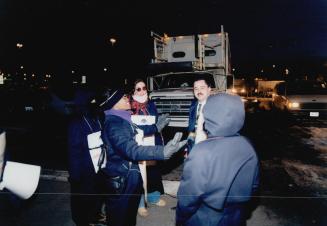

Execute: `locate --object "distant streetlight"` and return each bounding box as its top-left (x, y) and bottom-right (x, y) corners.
top-left (109, 38), bottom-right (117, 46)
top-left (16, 43), bottom-right (23, 49)
top-left (104, 67), bottom-right (108, 72)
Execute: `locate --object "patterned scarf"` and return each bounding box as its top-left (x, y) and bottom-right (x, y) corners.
top-left (131, 98), bottom-right (149, 115)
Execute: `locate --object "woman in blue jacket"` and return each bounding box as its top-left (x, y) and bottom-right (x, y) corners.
top-left (99, 88), bottom-right (186, 226)
top-left (130, 79), bottom-right (169, 217)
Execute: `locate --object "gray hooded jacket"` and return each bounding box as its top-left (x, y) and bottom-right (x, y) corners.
top-left (176, 93), bottom-right (259, 226)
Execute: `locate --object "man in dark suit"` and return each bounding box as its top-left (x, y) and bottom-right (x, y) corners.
top-left (186, 76), bottom-right (212, 154)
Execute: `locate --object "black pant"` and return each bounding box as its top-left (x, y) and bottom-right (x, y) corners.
top-left (105, 171), bottom-right (142, 226)
top-left (70, 175), bottom-right (104, 226)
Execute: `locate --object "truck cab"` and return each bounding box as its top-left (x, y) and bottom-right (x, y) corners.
top-left (147, 26), bottom-right (233, 127)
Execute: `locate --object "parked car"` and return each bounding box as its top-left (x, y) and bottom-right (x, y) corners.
top-left (272, 80), bottom-right (327, 118)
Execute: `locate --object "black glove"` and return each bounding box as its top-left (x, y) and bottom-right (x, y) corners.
top-left (156, 113), bottom-right (170, 133)
top-left (163, 132), bottom-right (187, 160)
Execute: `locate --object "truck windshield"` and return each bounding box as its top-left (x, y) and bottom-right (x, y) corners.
top-left (287, 81), bottom-right (327, 95)
top-left (159, 73), bottom-right (216, 89)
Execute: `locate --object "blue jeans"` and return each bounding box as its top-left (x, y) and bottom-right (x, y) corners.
top-left (138, 191), bottom-right (161, 208)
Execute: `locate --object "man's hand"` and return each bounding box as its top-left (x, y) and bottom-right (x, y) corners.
top-left (163, 132), bottom-right (187, 160)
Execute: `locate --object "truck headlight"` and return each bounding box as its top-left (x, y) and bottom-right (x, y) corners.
top-left (288, 102), bottom-right (300, 108)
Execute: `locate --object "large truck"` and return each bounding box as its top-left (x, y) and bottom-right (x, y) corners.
top-left (147, 26), bottom-right (233, 127)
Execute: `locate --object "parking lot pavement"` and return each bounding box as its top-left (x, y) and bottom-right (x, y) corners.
top-left (0, 179), bottom-right (73, 226)
top-left (0, 173), bottom-right (292, 226)
top-left (5, 166), bottom-right (324, 226)
top-left (0, 177), bottom-right (179, 226)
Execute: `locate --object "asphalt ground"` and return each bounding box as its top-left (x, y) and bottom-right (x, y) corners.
top-left (0, 173), bottom-right (285, 226)
top-left (1, 165), bottom-right (326, 226)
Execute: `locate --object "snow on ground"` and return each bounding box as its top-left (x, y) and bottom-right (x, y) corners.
top-left (302, 127), bottom-right (327, 161)
top-left (283, 160), bottom-right (327, 194)
top-left (283, 126), bottom-right (327, 195)
top-left (247, 206), bottom-right (286, 226)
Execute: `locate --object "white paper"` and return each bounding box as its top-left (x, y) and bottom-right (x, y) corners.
top-left (87, 131), bottom-right (103, 149)
top-left (132, 115), bottom-right (156, 146)
top-left (89, 148), bottom-right (99, 173)
top-left (131, 115), bottom-right (156, 125)
top-left (1, 161), bottom-right (41, 199)
top-left (87, 131), bottom-right (106, 173)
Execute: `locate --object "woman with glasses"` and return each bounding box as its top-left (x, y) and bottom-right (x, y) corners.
top-left (130, 79), bottom-right (169, 217)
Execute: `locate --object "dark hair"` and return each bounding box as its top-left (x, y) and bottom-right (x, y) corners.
top-left (132, 79), bottom-right (147, 94)
top-left (193, 76), bottom-right (212, 87)
top-left (134, 79), bottom-right (146, 87)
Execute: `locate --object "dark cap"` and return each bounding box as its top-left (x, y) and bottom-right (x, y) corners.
top-left (98, 89), bottom-right (125, 110)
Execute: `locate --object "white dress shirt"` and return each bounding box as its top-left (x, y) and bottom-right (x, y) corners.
top-left (195, 100), bottom-right (207, 144)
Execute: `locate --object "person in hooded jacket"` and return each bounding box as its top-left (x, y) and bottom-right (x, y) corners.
top-left (176, 93), bottom-right (260, 226)
top-left (67, 87), bottom-right (105, 226)
top-left (130, 79), bottom-right (169, 217)
top-left (99, 88), bottom-right (186, 226)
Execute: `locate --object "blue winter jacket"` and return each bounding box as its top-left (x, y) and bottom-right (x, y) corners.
top-left (133, 100), bottom-right (163, 145)
top-left (101, 114), bottom-right (165, 177)
top-left (176, 94), bottom-right (260, 226)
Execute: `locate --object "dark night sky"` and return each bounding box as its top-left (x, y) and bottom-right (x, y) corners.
top-left (0, 0), bottom-right (327, 79)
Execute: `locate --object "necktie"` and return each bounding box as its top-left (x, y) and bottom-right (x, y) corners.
top-left (195, 103), bottom-right (207, 144)
top-left (195, 103), bottom-right (202, 129)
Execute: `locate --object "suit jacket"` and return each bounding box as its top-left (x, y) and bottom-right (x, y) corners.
top-left (188, 100), bottom-right (198, 133)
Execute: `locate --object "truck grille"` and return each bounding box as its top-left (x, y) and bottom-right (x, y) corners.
top-left (153, 99), bottom-right (192, 116)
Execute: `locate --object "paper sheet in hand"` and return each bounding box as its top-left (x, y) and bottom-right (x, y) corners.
top-left (1, 161), bottom-right (41, 199)
top-left (131, 115), bottom-right (156, 125)
top-left (131, 115), bottom-right (156, 146)
top-left (87, 131), bottom-right (106, 173)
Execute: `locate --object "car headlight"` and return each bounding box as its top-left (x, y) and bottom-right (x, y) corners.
top-left (288, 102), bottom-right (300, 108)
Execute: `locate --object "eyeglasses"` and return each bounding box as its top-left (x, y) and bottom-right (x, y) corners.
top-left (136, 87), bottom-right (147, 92)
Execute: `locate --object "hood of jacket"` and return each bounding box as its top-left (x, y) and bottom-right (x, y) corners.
top-left (203, 93), bottom-right (245, 137)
